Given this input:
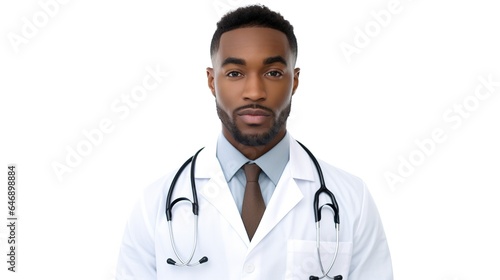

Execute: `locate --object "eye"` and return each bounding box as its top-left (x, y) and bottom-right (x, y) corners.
top-left (226, 71), bottom-right (243, 78)
top-left (266, 70), bottom-right (283, 78)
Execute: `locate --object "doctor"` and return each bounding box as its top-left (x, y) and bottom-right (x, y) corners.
top-left (116, 5), bottom-right (393, 280)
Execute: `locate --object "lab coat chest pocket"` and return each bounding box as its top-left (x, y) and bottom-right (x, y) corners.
top-left (285, 239), bottom-right (352, 280)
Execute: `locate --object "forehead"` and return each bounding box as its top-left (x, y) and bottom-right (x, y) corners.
top-left (215, 27), bottom-right (292, 66)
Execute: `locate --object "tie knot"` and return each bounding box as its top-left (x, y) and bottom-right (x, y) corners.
top-left (243, 163), bottom-right (261, 182)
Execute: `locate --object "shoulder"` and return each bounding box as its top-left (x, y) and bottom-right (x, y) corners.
top-left (318, 159), bottom-right (366, 193)
top-left (143, 147), bottom-right (208, 199)
top-left (143, 172), bottom-right (174, 200)
top-left (128, 173), bottom-right (172, 221)
top-left (289, 137), bottom-right (366, 194)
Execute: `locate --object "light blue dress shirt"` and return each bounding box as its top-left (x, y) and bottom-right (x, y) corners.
top-left (216, 132), bottom-right (290, 213)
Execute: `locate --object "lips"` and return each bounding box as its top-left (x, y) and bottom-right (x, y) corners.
top-left (237, 108), bottom-right (271, 117)
top-left (236, 108), bottom-right (272, 125)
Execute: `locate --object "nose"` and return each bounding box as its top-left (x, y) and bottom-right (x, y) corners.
top-left (242, 73), bottom-right (266, 102)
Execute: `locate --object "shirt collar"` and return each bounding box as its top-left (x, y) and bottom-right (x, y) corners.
top-left (216, 132), bottom-right (290, 185)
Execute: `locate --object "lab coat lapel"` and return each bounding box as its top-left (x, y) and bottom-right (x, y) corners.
top-left (195, 142), bottom-right (250, 245)
top-left (193, 136), bottom-right (317, 249)
top-left (249, 137), bottom-right (315, 249)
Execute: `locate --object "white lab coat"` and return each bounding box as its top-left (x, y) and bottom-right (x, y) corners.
top-left (116, 136), bottom-right (393, 279)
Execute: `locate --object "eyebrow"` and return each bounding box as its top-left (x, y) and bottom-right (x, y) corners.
top-left (221, 57), bottom-right (246, 67)
top-left (263, 56), bottom-right (287, 66)
top-left (221, 55), bottom-right (288, 67)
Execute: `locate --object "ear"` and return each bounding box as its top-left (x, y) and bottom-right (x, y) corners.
top-left (206, 67), bottom-right (216, 97)
top-left (292, 67), bottom-right (300, 95)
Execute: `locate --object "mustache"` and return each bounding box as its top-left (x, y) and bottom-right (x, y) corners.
top-left (235, 104), bottom-right (274, 115)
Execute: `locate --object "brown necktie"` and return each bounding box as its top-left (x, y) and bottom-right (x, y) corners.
top-left (241, 163), bottom-right (265, 241)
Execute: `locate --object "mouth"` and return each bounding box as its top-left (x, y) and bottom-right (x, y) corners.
top-left (236, 108), bottom-right (271, 117)
top-left (236, 108), bottom-right (272, 125)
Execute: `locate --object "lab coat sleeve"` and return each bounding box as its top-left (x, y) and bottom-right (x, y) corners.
top-left (348, 182), bottom-right (393, 279)
top-left (116, 186), bottom-right (159, 280)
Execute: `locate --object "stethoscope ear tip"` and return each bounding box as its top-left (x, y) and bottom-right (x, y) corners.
top-left (167, 257), bottom-right (208, 266)
top-left (309, 274), bottom-right (343, 279)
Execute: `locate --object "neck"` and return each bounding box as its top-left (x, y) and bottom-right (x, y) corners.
top-left (222, 129), bottom-right (286, 160)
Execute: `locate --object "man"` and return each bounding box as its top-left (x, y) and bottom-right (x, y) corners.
top-left (116, 5), bottom-right (393, 279)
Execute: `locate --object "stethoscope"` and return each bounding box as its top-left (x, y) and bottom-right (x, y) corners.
top-left (165, 141), bottom-right (343, 280)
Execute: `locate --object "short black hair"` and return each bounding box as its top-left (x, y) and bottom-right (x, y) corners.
top-left (210, 5), bottom-right (298, 64)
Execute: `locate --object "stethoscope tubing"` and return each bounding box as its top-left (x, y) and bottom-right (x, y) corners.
top-left (167, 215), bottom-right (200, 266)
top-left (296, 141), bottom-right (340, 224)
top-left (166, 148), bottom-right (205, 266)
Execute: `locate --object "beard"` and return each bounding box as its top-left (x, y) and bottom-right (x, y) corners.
top-left (216, 101), bottom-right (291, 147)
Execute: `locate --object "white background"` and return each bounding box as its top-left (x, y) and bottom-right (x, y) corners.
top-left (1, 0), bottom-right (499, 279)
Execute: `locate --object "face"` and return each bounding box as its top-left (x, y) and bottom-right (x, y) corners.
top-left (207, 27), bottom-right (300, 147)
